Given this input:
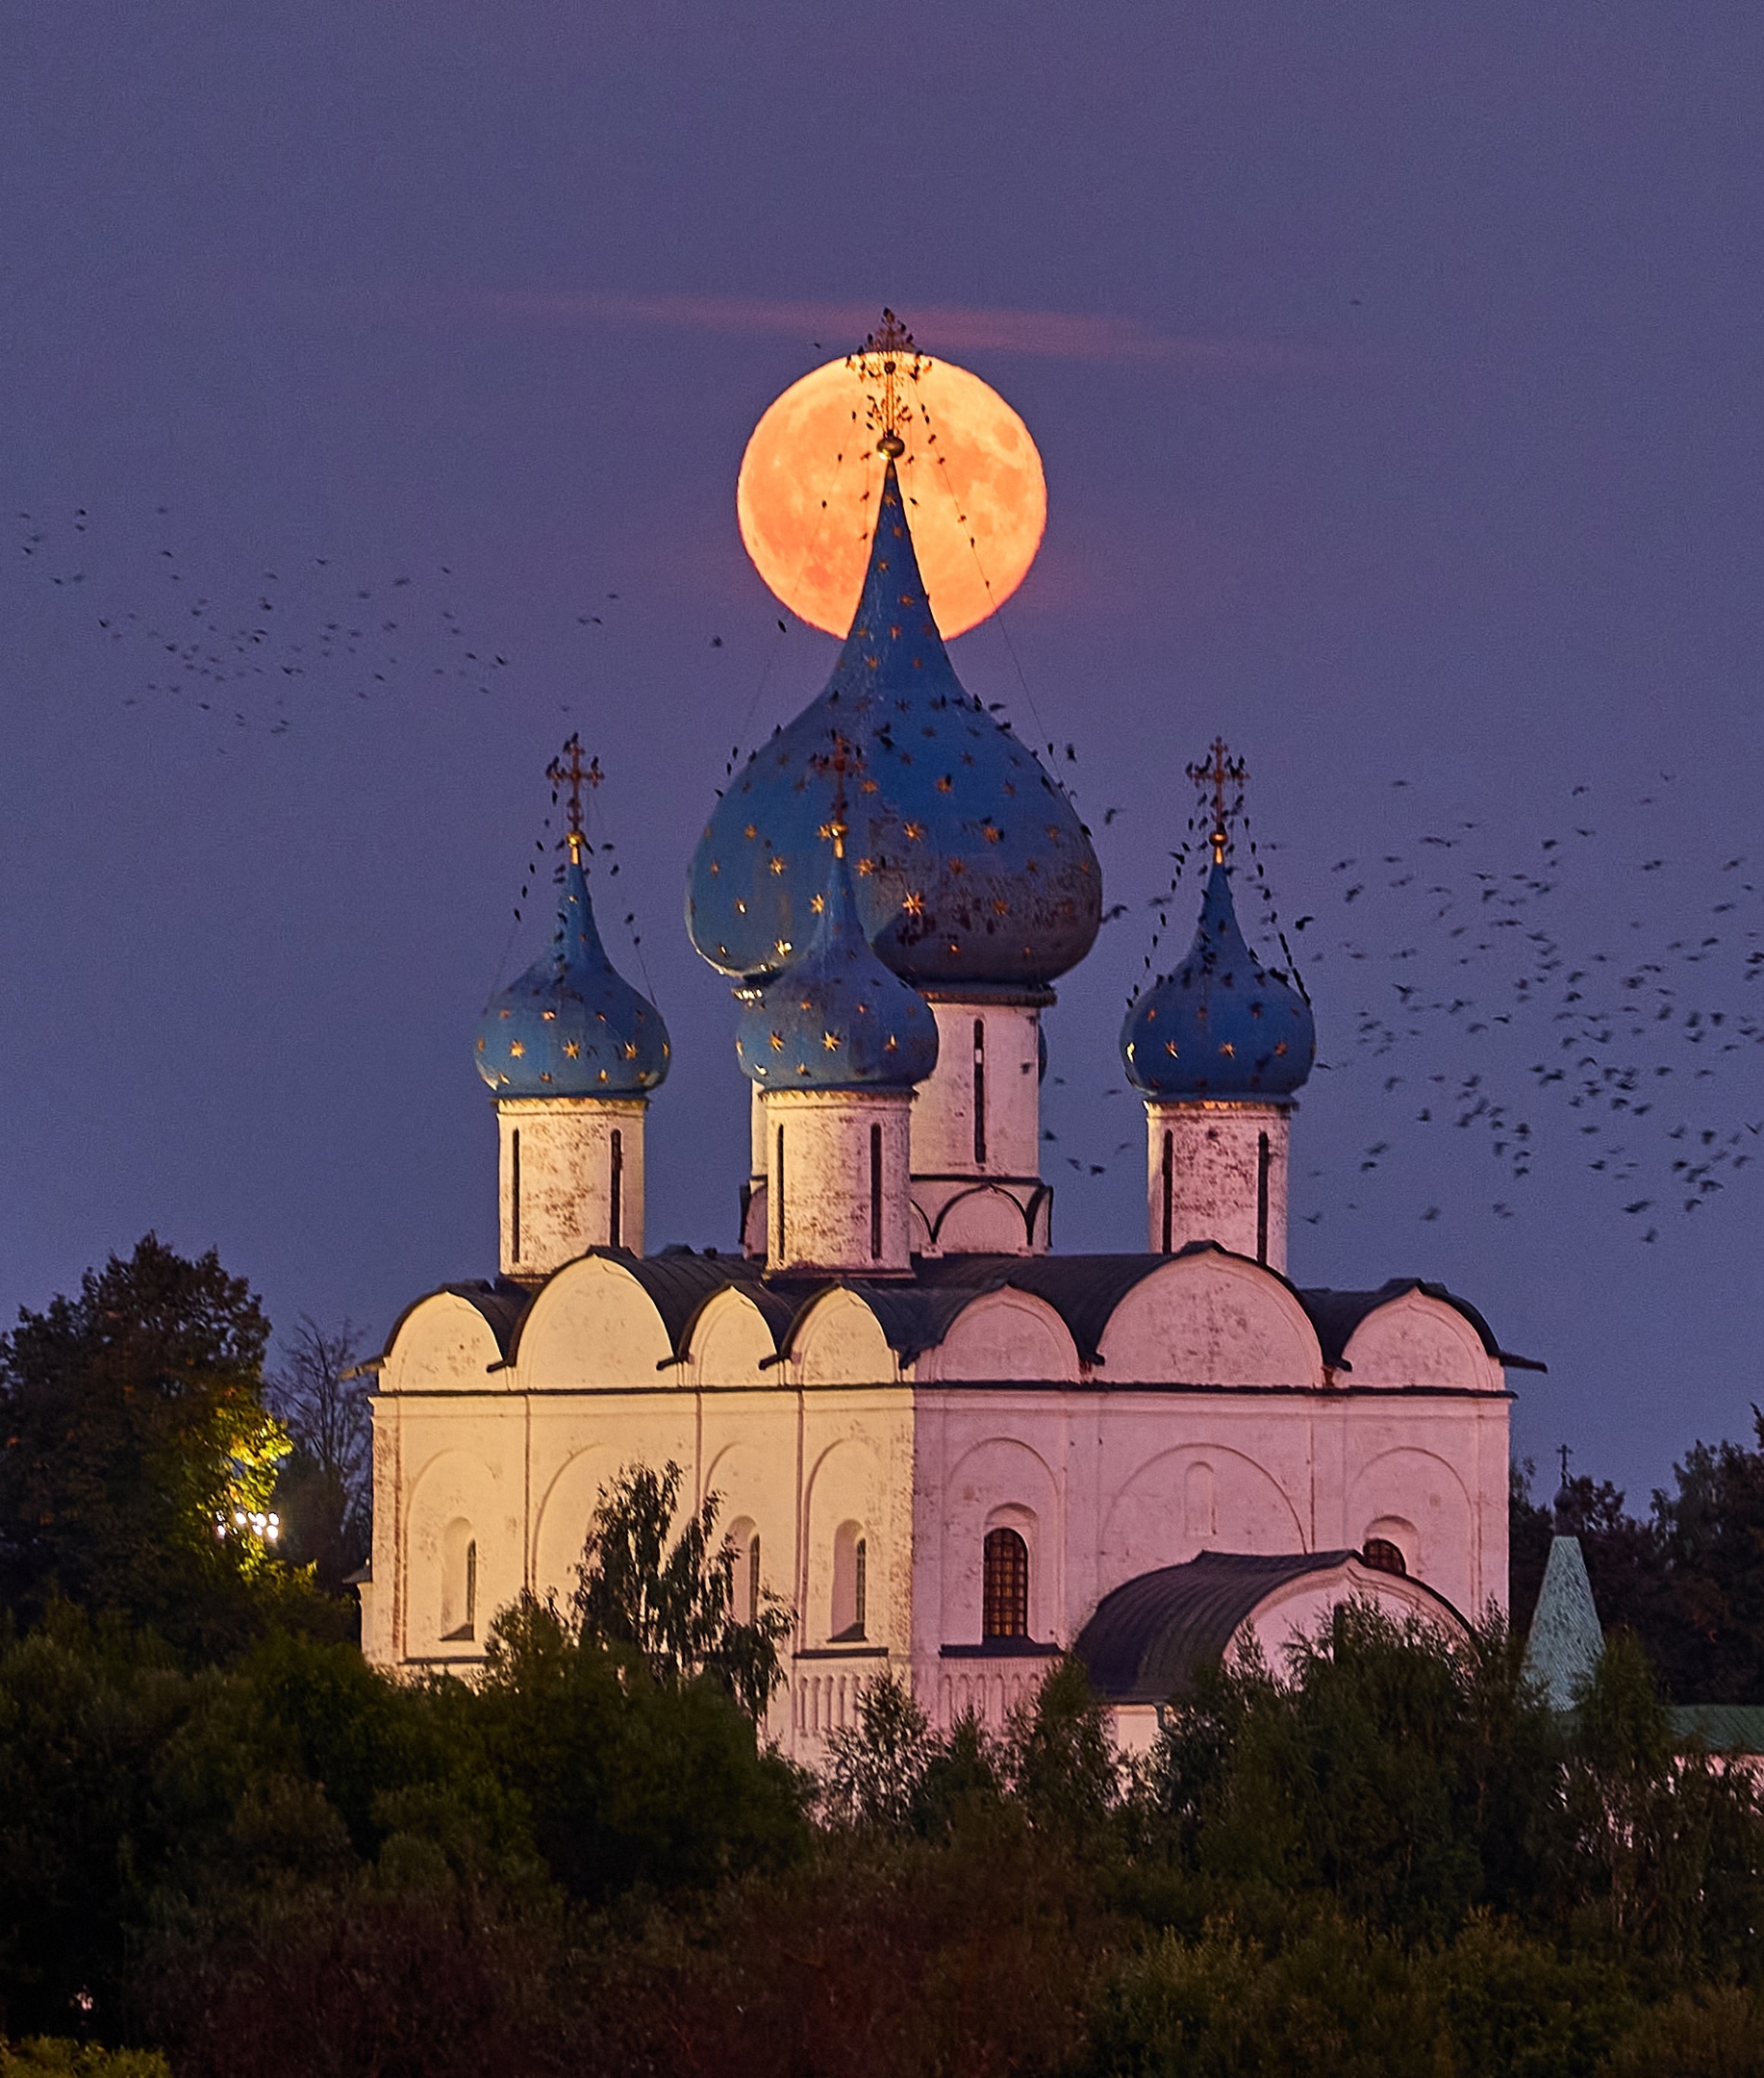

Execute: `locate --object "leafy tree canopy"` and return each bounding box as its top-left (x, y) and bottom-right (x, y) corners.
top-left (572, 1458), bottom-right (794, 1718)
top-left (0, 1236), bottom-right (335, 1660)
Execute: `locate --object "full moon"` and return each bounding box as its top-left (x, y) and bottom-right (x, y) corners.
top-left (736, 356), bottom-right (1047, 640)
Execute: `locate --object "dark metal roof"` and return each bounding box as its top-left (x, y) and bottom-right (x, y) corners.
top-left (1074, 1550), bottom-right (1360, 1703)
top-left (1671, 1704), bottom-right (1764, 1754)
top-left (383, 1250), bottom-right (1531, 1383)
top-left (1295, 1278), bottom-right (1545, 1373)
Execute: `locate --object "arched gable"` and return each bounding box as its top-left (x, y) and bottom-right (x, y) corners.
top-left (803, 1434), bottom-right (892, 1645)
top-left (791, 1287), bottom-right (896, 1386)
top-left (938, 1434), bottom-right (1062, 1641)
top-left (1097, 1252), bottom-right (1322, 1386)
top-left (532, 1445), bottom-right (617, 1606)
top-left (688, 1287), bottom-right (778, 1386)
top-left (515, 1254), bottom-right (672, 1388)
top-left (1347, 1447), bottom-right (1475, 1609)
top-left (1341, 1290), bottom-right (1504, 1392)
top-left (405, 1446), bottom-right (516, 1656)
top-left (382, 1292), bottom-right (506, 1395)
top-left (923, 1289), bottom-right (1080, 1383)
top-left (1100, 1441), bottom-right (1306, 1592)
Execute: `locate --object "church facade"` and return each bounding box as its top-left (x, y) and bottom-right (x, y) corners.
top-left (360, 465), bottom-right (1528, 1757)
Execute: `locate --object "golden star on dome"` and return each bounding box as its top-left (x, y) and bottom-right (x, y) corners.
top-left (769, 1031), bottom-right (784, 1051)
top-left (904, 820), bottom-right (925, 841)
top-left (810, 893), bottom-right (826, 914)
top-left (822, 1031), bottom-right (840, 1051)
top-left (563, 1040), bottom-right (581, 1058)
top-left (509, 1040), bottom-right (525, 1058)
top-left (623, 1042), bottom-right (639, 1058)
top-left (769, 856), bottom-right (787, 874)
top-left (902, 890), bottom-right (924, 916)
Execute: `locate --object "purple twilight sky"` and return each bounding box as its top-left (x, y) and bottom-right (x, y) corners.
top-left (3, 4), bottom-right (1761, 1506)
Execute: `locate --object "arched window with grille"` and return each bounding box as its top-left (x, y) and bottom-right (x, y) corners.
top-left (1362, 1536), bottom-right (1407, 1577)
top-left (982, 1526), bottom-right (1029, 1640)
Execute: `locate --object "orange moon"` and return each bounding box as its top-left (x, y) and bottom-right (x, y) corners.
top-left (736, 356), bottom-right (1047, 640)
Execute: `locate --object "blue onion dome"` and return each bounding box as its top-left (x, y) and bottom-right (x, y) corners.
top-left (476, 851), bottom-right (669, 1097)
top-left (688, 460), bottom-right (1100, 991)
top-left (1121, 860), bottom-right (1315, 1100)
top-left (736, 824), bottom-right (939, 1091)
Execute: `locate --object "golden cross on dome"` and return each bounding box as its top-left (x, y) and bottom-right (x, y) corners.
top-left (809, 731), bottom-right (863, 857)
top-left (1187, 736), bottom-right (1247, 865)
top-left (546, 734), bottom-right (603, 863)
top-left (847, 308), bottom-right (930, 460)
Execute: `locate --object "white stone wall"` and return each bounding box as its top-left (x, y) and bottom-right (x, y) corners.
top-left (366, 1253), bottom-right (1512, 1762)
top-left (496, 1096), bottom-right (647, 1275)
top-left (1144, 1100), bottom-right (1291, 1269)
top-left (761, 1086), bottom-right (916, 1274)
top-left (910, 998), bottom-right (1050, 1254)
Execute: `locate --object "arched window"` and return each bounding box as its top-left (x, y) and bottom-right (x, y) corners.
top-left (726, 1517), bottom-right (761, 1625)
top-left (1362, 1537), bottom-right (1407, 1577)
top-left (831, 1520), bottom-right (869, 1640)
top-left (982, 1527), bottom-right (1029, 1640)
top-left (441, 1518), bottom-right (477, 1641)
top-left (1186, 1461), bottom-right (1217, 1541)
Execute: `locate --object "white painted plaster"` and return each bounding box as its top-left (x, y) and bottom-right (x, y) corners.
top-left (1144, 1101), bottom-right (1291, 1269)
top-left (496, 1096), bottom-right (647, 1276)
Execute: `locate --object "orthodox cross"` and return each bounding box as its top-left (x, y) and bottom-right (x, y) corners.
top-left (547, 734), bottom-right (603, 862)
top-left (1187, 736), bottom-right (1247, 864)
top-left (1558, 1442), bottom-right (1573, 1488)
top-left (809, 732), bottom-right (862, 856)
top-left (847, 308), bottom-right (929, 460)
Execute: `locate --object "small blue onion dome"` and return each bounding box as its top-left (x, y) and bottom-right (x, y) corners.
top-left (688, 460), bottom-right (1100, 991)
top-left (475, 853), bottom-right (669, 1097)
top-left (1121, 861), bottom-right (1315, 1100)
top-left (736, 834), bottom-right (939, 1091)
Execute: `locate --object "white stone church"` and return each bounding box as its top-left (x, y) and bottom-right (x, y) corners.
top-left (361, 463), bottom-right (1532, 1756)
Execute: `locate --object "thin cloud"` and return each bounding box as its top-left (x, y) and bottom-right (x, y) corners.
top-left (483, 289), bottom-right (1315, 371)
top-left (238, 275), bottom-right (1319, 372)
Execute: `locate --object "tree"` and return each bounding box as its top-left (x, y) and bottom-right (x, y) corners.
top-left (266, 1319), bottom-right (370, 1596)
top-left (0, 1237), bottom-right (291, 1658)
top-left (821, 1670), bottom-right (934, 1830)
top-left (1510, 1424), bottom-right (1764, 1702)
top-left (572, 1459), bottom-right (794, 1718)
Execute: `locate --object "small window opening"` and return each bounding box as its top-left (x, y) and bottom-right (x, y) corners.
top-left (747, 1533), bottom-right (761, 1625)
top-left (609, 1127), bottom-right (624, 1250)
top-left (831, 1520), bottom-right (869, 1640)
top-left (982, 1526), bottom-right (1029, 1639)
top-left (1160, 1128), bottom-right (1174, 1254)
top-left (1256, 1129), bottom-right (1272, 1265)
top-left (971, 1017), bottom-right (987, 1165)
top-left (1362, 1537), bottom-right (1407, 1577)
top-left (510, 1128), bottom-right (522, 1262)
top-left (441, 1522), bottom-right (478, 1641)
top-left (869, 1121), bottom-right (883, 1258)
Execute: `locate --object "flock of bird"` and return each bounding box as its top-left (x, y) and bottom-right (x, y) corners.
top-left (16, 500), bottom-right (1761, 1247)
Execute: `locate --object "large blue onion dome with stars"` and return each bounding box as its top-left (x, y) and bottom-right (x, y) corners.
top-left (476, 765), bottom-right (670, 1097)
top-left (1121, 858), bottom-right (1315, 1102)
top-left (736, 784), bottom-right (939, 1091)
top-left (688, 461), bottom-right (1100, 992)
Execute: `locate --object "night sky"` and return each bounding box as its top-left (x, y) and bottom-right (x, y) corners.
top-left (4, 6), bottom-right (1760, 1504)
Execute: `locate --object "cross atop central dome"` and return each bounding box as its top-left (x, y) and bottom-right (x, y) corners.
top-left (687, 462), bottom-right (1101, 991)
